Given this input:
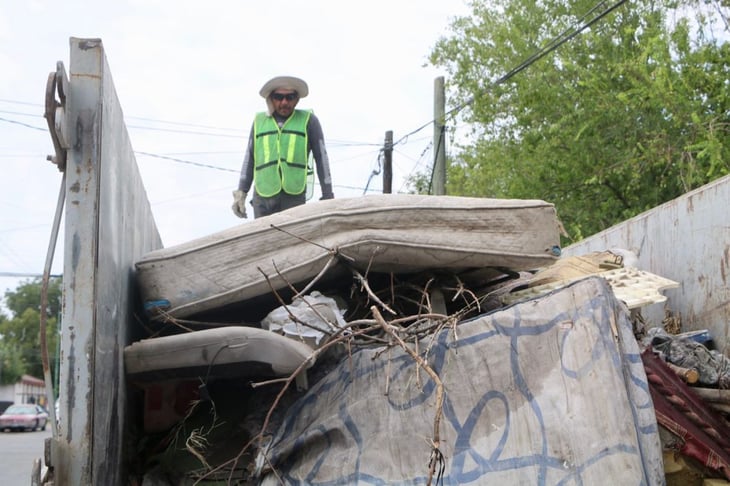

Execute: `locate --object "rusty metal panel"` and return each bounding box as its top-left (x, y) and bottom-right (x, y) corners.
top-left (564, 175), bottom-right (730, 352)
top-left (57, 37), bottom-right (162, 486)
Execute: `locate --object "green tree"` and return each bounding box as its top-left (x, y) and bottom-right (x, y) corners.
top-left (421, 0), bottom-right (730, 243)
top-left (0, 278), bottom-right (62, 381)
top-left (0, 340), bottom-right (25, 385)
top-left (5, 277), bottom-right (62, 319)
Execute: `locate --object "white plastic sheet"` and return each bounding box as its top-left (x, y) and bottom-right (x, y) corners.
top-left (261, 291), bottom-right (347, 347)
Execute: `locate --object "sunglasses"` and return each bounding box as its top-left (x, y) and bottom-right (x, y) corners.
top-left (271, 92), bottom-right (298, 101)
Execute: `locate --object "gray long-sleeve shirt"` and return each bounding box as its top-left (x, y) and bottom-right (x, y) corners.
top-left (237, 111), bottom-right (334, 198)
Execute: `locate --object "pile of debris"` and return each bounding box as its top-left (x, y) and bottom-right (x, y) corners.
top-left (123, 196), bottom-right (728, 485)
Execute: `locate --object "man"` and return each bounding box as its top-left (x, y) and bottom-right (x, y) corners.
top-left (232, 75), bottom-right (334, 219)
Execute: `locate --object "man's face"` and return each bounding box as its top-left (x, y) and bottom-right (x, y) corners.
top-left (270, 90), bottom-right (299, 117)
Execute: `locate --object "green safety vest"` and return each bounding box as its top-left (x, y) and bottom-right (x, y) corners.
top-left (253, 109), bottom-right (312, 197)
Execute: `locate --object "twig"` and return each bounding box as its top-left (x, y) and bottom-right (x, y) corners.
top-left (268, 223), bottom-right (332, 252)
top-left (202, 324), bottom-right (378, 483)
top-left (372, 306), bottom-right (445, 486)
top-left (385, 346), bottom-right (392, 396)
top-left (293, 252), bottom-right (339, 299)
top-left (257, 266), bottom-right (334, 337)
top-left (351, 267), bottom-right (397, 315)
top-left (268, 222), bottom-right (356, 264)
top-left (186, 427), bottom-right (212, 470)
top-left (149, 308), bottom-right (196, 333)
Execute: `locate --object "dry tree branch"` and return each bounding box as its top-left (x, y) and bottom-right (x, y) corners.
top-left (372, 306), bottom-right (445, 486)
top-left (148, 308), bottom-right (196, 334)
top-left (268, 223), bottom-right (349, 256)
top-left (257, 265), bottom-right (336, 338)
top-left (189, 232), bottom-right (495, 484)
top-left (444, 274), bottom-right (481, 312)
top-left (186, 427), bottom-right (213, 470)
top-left (351, 266), bottom-right (397, 315)
top-left (270, 261), bottom-right (346, 334)
top-left (200, 323), bottom-right (380, 484)
top-left (384, 345), bottom-right (392, 396)
top-left (389, 272), bottom-right (395, 311)
top-left (258, 264), bottom-right (387, 346)
top-left (161, 397), bottom-right (226, 484)
top-left (363, 245), bottom-right (379, 277)
top-left (419, 277), bottom-right (436, 314)
top-left (293, 252), bottom-right (339, 299)
top-left (268, 221), bottom-right (356, 264)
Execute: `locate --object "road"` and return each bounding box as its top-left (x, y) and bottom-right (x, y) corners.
top-left (0, 428), bottom-right (51, 485)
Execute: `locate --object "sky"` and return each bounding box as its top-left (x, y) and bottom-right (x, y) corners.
top-left (0, 0), bottom-right (472, 311)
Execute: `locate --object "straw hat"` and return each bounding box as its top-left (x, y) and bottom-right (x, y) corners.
top-left (259, 76), bottom-right (309, 99)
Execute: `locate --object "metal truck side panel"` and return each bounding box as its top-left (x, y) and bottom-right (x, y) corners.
top-left (564, 174), bottom-right (730, 352)
top-left (57, 37), bottom-right (162, 486)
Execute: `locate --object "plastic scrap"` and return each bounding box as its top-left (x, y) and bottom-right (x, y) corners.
top-left (261, 291), bottom-right (348, 347)
top-left (644, 327), bottom-right (730, 389)
top-left (503, 266), bottom-right (678, 309)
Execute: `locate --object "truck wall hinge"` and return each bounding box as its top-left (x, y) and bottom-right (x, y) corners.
top-left (44, 61), bottom-right (70, 172)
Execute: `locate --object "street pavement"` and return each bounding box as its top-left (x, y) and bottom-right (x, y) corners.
top-left (0, 427), bottom-right (51, 485)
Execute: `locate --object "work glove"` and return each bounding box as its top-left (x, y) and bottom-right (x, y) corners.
top-left (231, 190), bottom-right (248, 218)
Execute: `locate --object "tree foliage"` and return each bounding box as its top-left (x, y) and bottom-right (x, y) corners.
top-left (0, 278), bottom-right (62, 382)
top-left (421, 0), bottom-right (730, 243)
top-left (0, 340), bottom-right (25, 385)
top-left (4, 277), bottom-right (62, 319)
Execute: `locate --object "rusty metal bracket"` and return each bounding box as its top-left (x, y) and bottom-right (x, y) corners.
top-left (44, 61), bottom-right (70, 172)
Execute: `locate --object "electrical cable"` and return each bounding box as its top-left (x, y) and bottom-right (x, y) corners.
top-left (1, 0), bottom-right (629, 203)
top-left (422, 0), bottom-right (628, 190)
top-left (134, 151), bottom-right (238, 172)
top-left (362, 150), bottom-right (385, 195)
top-left (446, 0), bottom-right (629, 121)
top-left (0, 116), bottom-right (46, 131)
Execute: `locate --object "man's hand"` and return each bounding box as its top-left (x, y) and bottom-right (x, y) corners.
top-left (231, 190), bottom-right (248, 218)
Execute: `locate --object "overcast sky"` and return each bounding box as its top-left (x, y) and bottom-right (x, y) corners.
top-left (0, 0), bottom-right (471, 308)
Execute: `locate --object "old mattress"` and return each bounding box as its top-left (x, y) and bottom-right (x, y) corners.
top-left (257, 277), bottom-right (664, 484)
top-left (135, 194), bottom-right (561, 319)
top-left (124, 326), bottom-right (315, 383)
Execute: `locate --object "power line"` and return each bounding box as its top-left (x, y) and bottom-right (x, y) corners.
top-left (2, 0), bottom-right (623, 192)
top-left (0, 106), bottom-right (377, 150)
top-left (416, 0), bottom-right (629, 192)
top-left (0, 272), bottom-right (60, 278)
top-left (0, 116), bottom-right (46, 131)
top-left (126, 115), bottom-right (241, 132)
top-left (390, 0), bottom-right (628, 159)
top-left (125, 124), bottom-right (244, 138)
top-left (0, 98), bottom-right (42, 107)
top-left (134, 151), bottom-right (238, 173)
top-left (447, 0), bottom-right (629, 122)
top-left (0, 109), bottom-right (43, 118)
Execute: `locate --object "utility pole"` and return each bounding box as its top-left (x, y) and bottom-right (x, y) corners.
top-left (433, 76), bottom-right (446, 195)
top-left (383, 130), bottom-right (393, 194)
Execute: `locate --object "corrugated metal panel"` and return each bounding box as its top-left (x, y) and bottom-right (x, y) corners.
top-left (564, 175), bottom-right (730, 352)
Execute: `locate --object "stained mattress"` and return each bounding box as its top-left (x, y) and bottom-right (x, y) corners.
top-left (134, 194), bottom-right (561, 319)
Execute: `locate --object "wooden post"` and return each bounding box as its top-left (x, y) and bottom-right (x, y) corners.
top-left (383, 130), bottom-right (393, 194)
top-left (433, 76), bottom-right (446, 195)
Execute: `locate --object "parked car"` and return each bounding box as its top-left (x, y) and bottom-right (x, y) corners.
top-left (0, 404), bottom-right (49, 432)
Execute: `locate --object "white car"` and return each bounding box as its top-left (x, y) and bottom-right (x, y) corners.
top-left (0, 404), bottom-right (49, 432)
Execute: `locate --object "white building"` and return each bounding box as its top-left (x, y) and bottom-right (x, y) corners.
top-left (0, 374), bottom-right (46, 412)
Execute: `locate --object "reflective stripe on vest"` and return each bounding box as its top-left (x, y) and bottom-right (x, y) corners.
top-left (253, 110), bottom-right (311, 197)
